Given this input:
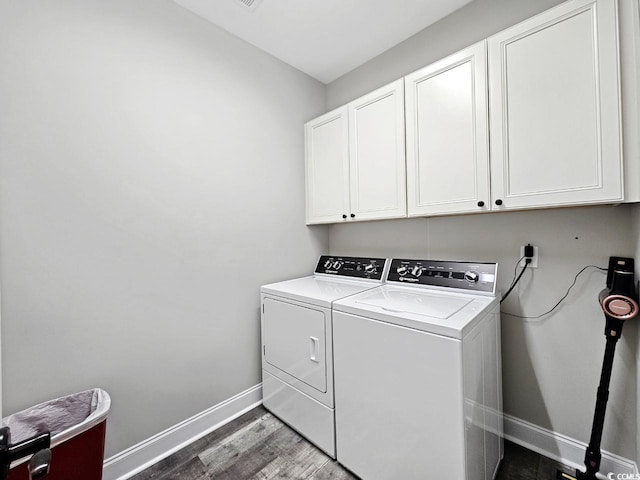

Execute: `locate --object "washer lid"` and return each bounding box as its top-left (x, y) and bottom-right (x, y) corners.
top-left (334, 285), bottom-right (497, 339)
top-left (261, 276), bottom-right (382, 308)
top-left (355, 289), bottom-right (473, 319)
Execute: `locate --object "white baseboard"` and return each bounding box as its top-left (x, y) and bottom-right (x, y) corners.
top-left (503, 414), bottom-right (639, 479)
top-left (102, 384), bottom-right (263, 480)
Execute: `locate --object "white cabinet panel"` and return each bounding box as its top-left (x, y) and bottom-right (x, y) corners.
top-left (503, 12), bottom-right (597, 193)
top-left (488, 0), bottom-right (623, 209)
top-left (348, 80), bottom-right (406, 221)
top-left (305, 107), bottom-right (349, 224)
top-left (405, 42), bottom-right (490, 216)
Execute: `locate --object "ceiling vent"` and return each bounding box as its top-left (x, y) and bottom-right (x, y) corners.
top-left (233, 0), bottom-right (264, 12)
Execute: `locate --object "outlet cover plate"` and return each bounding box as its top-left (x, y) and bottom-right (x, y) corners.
top-left (520, 245), bottom-right (539, 268)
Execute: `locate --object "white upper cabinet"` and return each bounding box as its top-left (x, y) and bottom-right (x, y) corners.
top-left (348, 80), bottom-right (406, 222)
top-left (305, 107), bottom-right (350, 224)
top-left (488, 0), bottom-right (623, 210)
top-left (305, 0), bottom-right (628, 224)
top-left (405, 41), bottom-right (490, 216)
top-left (305, 80), bottom-right (406, 225)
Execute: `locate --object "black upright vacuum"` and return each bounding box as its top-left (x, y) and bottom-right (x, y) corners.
top-left (560, 257), bottom-right (639, 480)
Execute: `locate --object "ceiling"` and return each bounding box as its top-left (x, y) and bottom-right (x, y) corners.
top-left (172, 0), bottom-right (474, 84)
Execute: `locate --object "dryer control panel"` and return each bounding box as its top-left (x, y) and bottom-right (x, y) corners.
top-left (315, 256), bottom-right (387, 281)
top-left (387, 259), bottom-right (497, 294)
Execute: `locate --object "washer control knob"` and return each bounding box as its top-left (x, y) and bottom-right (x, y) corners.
top-left (324, 259), bottom-right (333, 269)
top-left (411, 266), bottom-right (423, 277)
top-left (364, 263), bottom-right (376, 274)
top-left (332, 261), bottom-right (343, 270)
top-left (396, 265), bottom-right (409, 276)
top-left (464, 271), bottom-right (480, 283)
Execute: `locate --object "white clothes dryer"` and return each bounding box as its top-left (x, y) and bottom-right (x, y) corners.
top-left (260, 255), bottom-right (389, 458)
top-left (332, 258), bottom-right (503, 480)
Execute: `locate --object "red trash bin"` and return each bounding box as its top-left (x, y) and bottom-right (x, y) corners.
top-left (4, 388), bottom-right (111, 480)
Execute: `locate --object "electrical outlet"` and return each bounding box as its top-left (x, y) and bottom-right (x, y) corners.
top-left (520, 245), bottom-right (539, 268)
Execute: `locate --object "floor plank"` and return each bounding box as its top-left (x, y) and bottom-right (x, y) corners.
top-left (205, 425), bottom-right (307, 479)
top-left (252, 440), bottom-right (329, 480)
top-left (198, 413), bottom-right (282, 470)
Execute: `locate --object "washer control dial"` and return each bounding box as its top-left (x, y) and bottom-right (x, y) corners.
top-left (411, 266), bottom-right (424, 277)
top-left (332, 260), bottom-right (344, 270)
top-left (364, 263), bottom-right (377, 274)
top-left (397, 265), bottom-right (409, 276)
top-left (464, 271), bottom-right (480, 284)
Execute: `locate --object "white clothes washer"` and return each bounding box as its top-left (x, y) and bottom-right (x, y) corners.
top-left (260, 255), bottom-right (389, 458)
top-left (332, 258), bottom-right (503, 480)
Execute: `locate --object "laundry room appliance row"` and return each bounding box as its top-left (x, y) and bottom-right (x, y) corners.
top-left (260, 256), bottom-right (502, 480)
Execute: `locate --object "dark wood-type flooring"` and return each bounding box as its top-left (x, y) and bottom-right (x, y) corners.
top-left (131, 406), bottom-right (575, 480)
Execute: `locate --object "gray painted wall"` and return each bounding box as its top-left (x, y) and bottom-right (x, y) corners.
top-left (326, 0), bottom-right (638, 461)
top-left (0, 0), bottom-right (328, 457)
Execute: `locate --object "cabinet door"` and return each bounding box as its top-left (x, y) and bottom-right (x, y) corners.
top-left (405, 42), bottom-right (490, 216)
top-left (488, 0), bottom-right (623, 210)
top-left (305, 107), bottom-right (350, 224)
top-left (348, 80), bottom-right (407, 221)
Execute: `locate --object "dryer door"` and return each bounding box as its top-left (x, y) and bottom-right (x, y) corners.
top-left (262, 297), bottom-right (327, 393)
